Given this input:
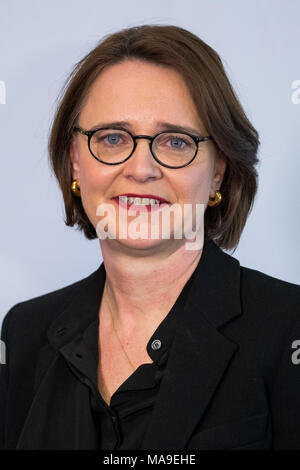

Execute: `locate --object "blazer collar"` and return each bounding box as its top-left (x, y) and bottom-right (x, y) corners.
top-left (17, 239), bottom-right (242, 450)
top-left (187, 238), bottom-right (241, 329)
top-left (46, 262), bottom-right (106, 352)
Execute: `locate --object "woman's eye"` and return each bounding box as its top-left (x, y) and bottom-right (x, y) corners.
top-left (168, 137), bottom-right (190, 149)
top-left (104, 134), bottom-right (122, 145)
top-left (170, 138), bottom-right (184, 147)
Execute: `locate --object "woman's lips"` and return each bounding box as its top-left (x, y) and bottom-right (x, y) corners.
top-left (112, 197), bottom-right (169, 212)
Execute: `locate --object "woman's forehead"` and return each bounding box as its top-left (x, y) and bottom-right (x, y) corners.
top-left (80, 61), bottom-right (203, 131)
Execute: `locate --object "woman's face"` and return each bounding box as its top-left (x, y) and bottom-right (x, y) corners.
top-left (70, 59), bottom-right (226, 252)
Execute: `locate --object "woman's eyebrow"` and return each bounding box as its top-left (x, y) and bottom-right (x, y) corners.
top-left (88, 121), bottom-right (203, 137)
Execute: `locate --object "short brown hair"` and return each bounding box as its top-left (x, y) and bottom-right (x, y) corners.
top-left (48, 24), bottom-right (259, 251)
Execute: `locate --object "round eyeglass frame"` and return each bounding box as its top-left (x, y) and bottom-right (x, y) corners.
top-left (73, 125), bottom-right (212, 169)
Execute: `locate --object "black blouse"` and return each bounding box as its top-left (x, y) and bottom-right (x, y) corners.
top-left (59, 268), bottom-right (196, 450)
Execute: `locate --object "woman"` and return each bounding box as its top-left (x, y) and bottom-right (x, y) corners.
top-left (1, 24), bottom-right (300, 451)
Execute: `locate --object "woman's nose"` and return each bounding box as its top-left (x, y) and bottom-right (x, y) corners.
top-left (122, 138), bottom-right (162, 181)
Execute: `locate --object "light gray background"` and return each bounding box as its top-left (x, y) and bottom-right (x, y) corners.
top-left (1, 0), bottom-right (299, 324)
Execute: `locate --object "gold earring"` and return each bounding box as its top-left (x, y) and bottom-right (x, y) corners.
top-left (208, 190), bottom-right (222, 207)
top-left (71, 179), bottom-right (81, 197)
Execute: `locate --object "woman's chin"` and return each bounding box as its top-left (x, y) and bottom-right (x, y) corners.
top-left (101, 233), bottom-right (181, 252)
top-left (118, 235), bottom-right (168, 250)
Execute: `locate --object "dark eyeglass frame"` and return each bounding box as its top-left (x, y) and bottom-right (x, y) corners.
top-left (73, 125), bottom-right (212, 169)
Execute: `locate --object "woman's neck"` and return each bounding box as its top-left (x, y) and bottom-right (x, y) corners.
top-left (99, 240), bottom-right (203, 341)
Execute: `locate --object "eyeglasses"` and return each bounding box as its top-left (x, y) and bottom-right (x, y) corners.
top-left (73, 125), bottom-right (212, 169)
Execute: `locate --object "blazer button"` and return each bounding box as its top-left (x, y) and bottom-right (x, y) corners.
top-left (151, 339), bottom-right (162, 350)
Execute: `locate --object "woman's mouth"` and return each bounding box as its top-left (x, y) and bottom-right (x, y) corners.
top-left (112, 196), bottom-right (170, 212)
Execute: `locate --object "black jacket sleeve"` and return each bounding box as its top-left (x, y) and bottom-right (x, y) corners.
top-left (0, 305), bottom-right (19, 450)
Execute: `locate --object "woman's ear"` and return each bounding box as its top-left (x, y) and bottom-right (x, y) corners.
top-left (214, 156), bottom-right (227, 189)
top-left (70, 138), bottom-right (80, 181)
top-left (209, 153), bottom-right (227, 199)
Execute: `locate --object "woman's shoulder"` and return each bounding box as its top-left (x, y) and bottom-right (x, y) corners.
top-left (239, 263), bottom-right (300, 303)
top-left (213, 240), bottom-right (300, 303)
top-left (217, 241), bottom-right (300, 325)
top-left (1, 266), bottom-right (101, 340)
top-left (237, 264), bottom-right (300, 340)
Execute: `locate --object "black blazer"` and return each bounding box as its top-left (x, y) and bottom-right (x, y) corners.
top-left (1, 239), bottom-right (300, 450)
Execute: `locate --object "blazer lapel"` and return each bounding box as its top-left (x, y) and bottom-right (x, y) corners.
top-left (141, 241), bottom-right (242, 449)
top-left (140, 304), bottom-right (239, 449)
